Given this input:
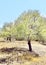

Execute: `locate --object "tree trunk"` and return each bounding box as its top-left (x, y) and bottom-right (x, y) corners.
top-left (7, 35), bottom-right (11, 42)
top-left (28, 39), bottom-right (32, 52)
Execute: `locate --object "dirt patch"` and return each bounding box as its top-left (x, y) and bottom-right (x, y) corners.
top-left (0, 47), bottom-right (39, 65)
top-left (0, 41), bottom-right (46, 65)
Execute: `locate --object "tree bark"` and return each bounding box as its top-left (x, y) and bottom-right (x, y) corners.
top-left (28, 39), bottom-right (32, 52)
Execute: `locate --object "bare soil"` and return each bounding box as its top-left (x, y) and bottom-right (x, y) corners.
top-left (0, 41), bottom-right (46, 65)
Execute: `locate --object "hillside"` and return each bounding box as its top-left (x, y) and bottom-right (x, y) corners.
top-left (0, 41), bottom-right (46, 65)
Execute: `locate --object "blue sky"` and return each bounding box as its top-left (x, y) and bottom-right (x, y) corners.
top-left (0, 0), bottom-right (46, 28)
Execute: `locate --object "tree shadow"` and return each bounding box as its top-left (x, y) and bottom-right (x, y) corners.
top-left (0, 47), bottom-right (39, 57)
top-left (0, 47), bottom-right (39, 64)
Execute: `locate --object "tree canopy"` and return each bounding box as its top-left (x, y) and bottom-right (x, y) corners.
top-left (0, 10), bottom-right (46, 42)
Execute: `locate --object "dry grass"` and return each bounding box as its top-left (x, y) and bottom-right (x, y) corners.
top-left (0, 41), bottom-right (46, 65)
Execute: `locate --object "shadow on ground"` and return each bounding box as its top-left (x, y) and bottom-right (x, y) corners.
top-left (0, 47), bottom-right (39, 64)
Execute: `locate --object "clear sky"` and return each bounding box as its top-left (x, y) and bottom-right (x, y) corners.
top-left (0, 0), bottom-right (46, 28)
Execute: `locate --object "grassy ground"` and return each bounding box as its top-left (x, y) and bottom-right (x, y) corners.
top-left (0, 41), bottom-right (46, 65)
